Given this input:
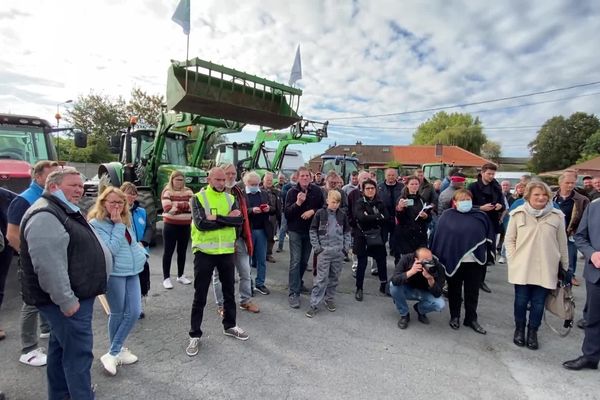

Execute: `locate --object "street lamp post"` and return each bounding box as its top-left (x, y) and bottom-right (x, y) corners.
top-left (55, 99), bottom-right (73, 159)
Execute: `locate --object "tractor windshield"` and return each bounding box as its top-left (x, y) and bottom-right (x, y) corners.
top-left (133, 133), bottom-right (188, 166)
top-left (0, 126), bottom-right (53, 163)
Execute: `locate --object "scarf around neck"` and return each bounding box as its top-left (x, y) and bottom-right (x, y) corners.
top-left (523, 201), bottom-right (554, 218)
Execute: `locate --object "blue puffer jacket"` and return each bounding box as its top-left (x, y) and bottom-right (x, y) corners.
top-left (90, 218), bottom-right (146, 277)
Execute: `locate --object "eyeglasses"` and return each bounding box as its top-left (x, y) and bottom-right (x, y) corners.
top-left (106, 201), bottom-right (125, 206)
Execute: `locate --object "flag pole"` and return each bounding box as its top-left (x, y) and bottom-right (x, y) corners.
top-left (185, 33), bottom-right (189, 92)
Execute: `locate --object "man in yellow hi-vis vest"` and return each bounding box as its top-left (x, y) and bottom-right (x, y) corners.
top-left (186, 167), bottom-right (248, 357)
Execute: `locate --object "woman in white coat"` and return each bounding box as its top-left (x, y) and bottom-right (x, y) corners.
top-left (506, 181), bottom-right (568, 350)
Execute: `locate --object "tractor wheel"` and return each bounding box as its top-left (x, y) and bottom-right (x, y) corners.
top-left (137, 187), bottom-right (158, 246)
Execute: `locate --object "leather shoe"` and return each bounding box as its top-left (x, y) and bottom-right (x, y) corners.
top-left (0, 390), bottom-right (5, 400)
top-left (355, 289), bottom-right (363, 302)
top-left (479, 282), bottom-right (492, 293)
top-left (413, 303), bottom-right (430, 324)
top-left (449, 317), bottom-right (460, 330)
top-left (526, 328), bottom-right (539, 350)
top-left (464, 320), bottom-right (487, 335)
top-left (397, 314), bottom-right (410, 329)
top-left (577, 318), bottom-right (587, 329)
top-left (513, 326), bottom-right (525, 347)
top-left (562, 356), bottom-right (599, 371)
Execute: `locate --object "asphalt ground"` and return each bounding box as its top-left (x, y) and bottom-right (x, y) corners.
top-left (0, 237), bottom-right (598, 400)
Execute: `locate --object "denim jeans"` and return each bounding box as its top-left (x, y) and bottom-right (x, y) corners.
top-left (389, 282), bottom-right (445, 317)
top-left (277, 213), bottom-right (288, 251)
top-left (252, 229), bottom-right (268, 287)
top-left (38, 298), bottom-right (95, 400)
top-left (288, 231), bottom-right (312, 296)
top-left (567, 239), bottom-right (578, 275)
top-left (213, 238), bottom-right (252, 306)
top-left (0, 246), bottom-right (13, 309)
top-left (514, 284), bottom-right (549, 329)
top-left (106, 275), bottom-right (141, 356)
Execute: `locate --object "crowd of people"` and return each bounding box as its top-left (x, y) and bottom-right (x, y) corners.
top-left (0, 160), bottom-right (599, 399)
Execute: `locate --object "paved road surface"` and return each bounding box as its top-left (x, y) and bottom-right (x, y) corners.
top-left (0, 238), bottom-right (598, 399)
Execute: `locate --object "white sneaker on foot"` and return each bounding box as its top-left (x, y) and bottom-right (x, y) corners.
top-left (100, 353), bottom-right (120, 376)
top-left (176, 275), bottom-right (192, 285)
top-left (117, 348), bottom-right (138, 365)
top-left (39, 332), bottom-right (50, 339)
top-left (186, 337), bottom-right (200, 356)
top-left (19, 347), bottom-right (47, 367)
top-left (163, 278), bottom-right (173, 289)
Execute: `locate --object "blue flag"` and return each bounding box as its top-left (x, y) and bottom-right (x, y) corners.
top-left (289, 45), bottom-right (302, 86)
top-left (172, 0), bottom-right (190, 35)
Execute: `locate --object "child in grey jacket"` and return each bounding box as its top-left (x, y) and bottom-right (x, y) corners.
top-left (306, 190), bottom-right (351, 317)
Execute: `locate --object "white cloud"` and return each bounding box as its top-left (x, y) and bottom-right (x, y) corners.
top-left (1, 0), bottom-right (599, 161)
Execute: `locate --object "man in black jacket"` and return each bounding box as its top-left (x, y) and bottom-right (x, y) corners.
top-left (284, 167), bottom-right (324, 309)
top-left (377, 168), bottom-right (404, 254)
top-left (467, 163), bottom-right (504, 293)
top-left (389, 248), bottom-right (445, 329)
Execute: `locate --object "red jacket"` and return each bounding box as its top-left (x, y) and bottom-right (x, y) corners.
top-left (230, 185), bottom-right (253, 257)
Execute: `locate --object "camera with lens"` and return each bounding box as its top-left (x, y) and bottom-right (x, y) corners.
top-left (419, 259), bottom-right (437, 273)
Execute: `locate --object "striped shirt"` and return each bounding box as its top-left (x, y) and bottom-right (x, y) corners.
top-left (161, 188), bottom-right (194, 225)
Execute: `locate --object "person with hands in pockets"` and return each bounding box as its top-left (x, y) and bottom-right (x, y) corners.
top-left (88, 186), bottom-right (147, 376)
top-left (306, 190), bottom-right (351, 318)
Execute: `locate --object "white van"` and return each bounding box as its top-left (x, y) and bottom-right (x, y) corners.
top-left (494, 172), bottom-right (533, 189)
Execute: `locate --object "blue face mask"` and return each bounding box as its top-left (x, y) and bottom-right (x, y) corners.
top-left (52, 190), bottom-right (81, 213)
top-left (456, 200), bottom-right (472, 213)
top-left (247, 186), bottom-right (259, 194)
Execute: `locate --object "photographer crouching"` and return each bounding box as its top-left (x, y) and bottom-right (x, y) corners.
top-left (389, 248), bottom-right (445, 329)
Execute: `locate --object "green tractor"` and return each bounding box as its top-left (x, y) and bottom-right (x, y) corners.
top-left (82, 57), bottom-right (304, 240)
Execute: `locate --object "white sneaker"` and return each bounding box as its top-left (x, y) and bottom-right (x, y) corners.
top-left (186, 337), bottom-right (200, 357)
top-left (19, 347), bottom-right (47, 367)
top-left (176, 275), bottom-right (192, 285)
top-left (39, 332), bottom-right (50, 339)
top-left (117, 348), bottom-right (138, 365)
top-left (100, 353), bottom-right (121, 376)
top-left (163, 278), bottom-right (174, 289)
top-left (498, 256), bottom-right (506, 264)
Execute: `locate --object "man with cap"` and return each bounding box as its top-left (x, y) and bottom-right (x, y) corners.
top-left (438, 173), bottom-right (466, 214)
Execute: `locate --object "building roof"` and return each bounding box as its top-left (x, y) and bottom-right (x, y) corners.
top-left (570, 156), bottom-right (600, 171)
top-left (309, 144), bottom-right (491, 168)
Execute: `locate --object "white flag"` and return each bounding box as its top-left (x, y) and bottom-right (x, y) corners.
top-left (172, 0), bottom-right (190, 35)
top-left (288, 45), bottom-right (302, 86)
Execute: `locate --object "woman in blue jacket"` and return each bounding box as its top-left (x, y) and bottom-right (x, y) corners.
top-left (89, 186), bottom-right (147, 376)
top-left (121, 183), bottom-right (152, 318)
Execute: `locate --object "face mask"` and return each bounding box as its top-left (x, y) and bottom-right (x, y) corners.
top-left (52, 190), bottom-right (81, 212)
top-left (456, 200), bottom-right (472, 213)
top-left (247, 186), bottom-right (259, 194)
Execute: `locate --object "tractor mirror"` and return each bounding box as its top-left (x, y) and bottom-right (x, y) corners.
top-left (73, 130), bottom-right (87, 148)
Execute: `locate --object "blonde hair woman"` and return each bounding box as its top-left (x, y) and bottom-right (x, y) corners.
top-left (88, 187), bottom-right (147, 376)
top-left (506, 181), bottom-right (568, 350)
top-left (161, 171), bottom-right (194, 289)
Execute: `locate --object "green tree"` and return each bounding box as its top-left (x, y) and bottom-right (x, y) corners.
top-left (126, 88), bottom-right (164, 127)
top-left (529, 112), bottom-right (600, 172)
top-left (480, 140), bottom-right (502, 162)
top-left (578, 129), bottom-right (600, 162)
top-left (412, 111), bottom-right (487, 154)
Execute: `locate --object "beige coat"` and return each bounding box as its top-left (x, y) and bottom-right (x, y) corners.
top-left (505, 205), bottom-right (569, 289)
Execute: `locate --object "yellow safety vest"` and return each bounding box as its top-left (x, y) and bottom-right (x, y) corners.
top-left (191, 185), bottom-right (237, 255)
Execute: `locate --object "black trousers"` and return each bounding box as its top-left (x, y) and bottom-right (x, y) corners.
top-left (189, 252), bottom-right (236, 338)
top-left (0, 245), bottom-right (13, 308)
top-left (356, 249), bottom-right (388, 290)
top-left (583, 280), bottom-right (600, 362)
top-left (162, 223), bottom-right (191, 279)
top-left (139, 261), bottom-right (150, 297)
top-left (447, 262), bottom-right (484, 324)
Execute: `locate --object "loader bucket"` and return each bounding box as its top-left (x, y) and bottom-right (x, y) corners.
top-left (167, 58), bottom-right (303, 129)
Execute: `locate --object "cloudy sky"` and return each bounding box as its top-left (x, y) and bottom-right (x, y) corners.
top-left (2, 0), bottom-right (599, 160)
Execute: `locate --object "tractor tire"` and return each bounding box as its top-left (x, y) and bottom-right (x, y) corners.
top-left (137, 187), bottom-right (159, 246)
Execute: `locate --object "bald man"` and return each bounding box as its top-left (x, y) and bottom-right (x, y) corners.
top-left (187, 168), bottom-right (248, 357)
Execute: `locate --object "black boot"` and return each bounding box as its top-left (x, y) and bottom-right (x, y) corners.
top-left (355, 288), bottom-right (363, 302)
top-left (513, 324), bottom-right (525, 347)
top-left (526, 328), bottom-right (539, 350)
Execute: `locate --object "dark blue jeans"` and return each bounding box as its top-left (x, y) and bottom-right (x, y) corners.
top-left (251, 228), bottom-right (268, 287)
top-left (567, 240), bottom-right (578, 275)
top-left (38, 298), bottom-right (95, 400)
top-left (288, 231), bottom-right (312, 296)
top-left (514, 284), bottom-right (549, 329)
